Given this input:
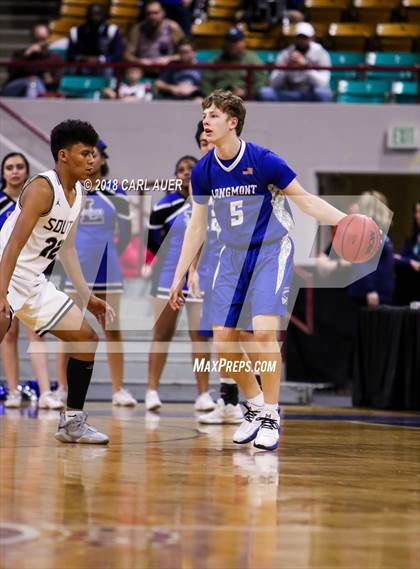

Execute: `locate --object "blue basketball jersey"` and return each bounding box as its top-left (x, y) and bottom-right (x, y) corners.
top-left (0, 190), bottom-right (16, 230)
top-left (75, 186), bottom-right (129, 258)
top-left (191, 140), bottom-right (296, 248)
top-left (66, 186), bottom-right (131, 290)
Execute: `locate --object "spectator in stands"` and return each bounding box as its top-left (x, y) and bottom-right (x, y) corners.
top-left (102, 67), bottom-right (153, 101)
top-left (286, 0), bottom-right (305, 23)
top-left (240, 0), bottom-right (303, 27)
top-left (348, 192), bottom-right (395, 307)
top-left (200, 27), bottom-right (267, 100)
top-left (154, 38), bottom-right (202, 100)
top-left (1, 23), bottom-right (63, 98)
top-left (67, 3), bottom-right (125, 76)
top-left (160, 0), bottom-right (193, 35)
top-left (259, 22), bottom-right (333, 102)
top-left (124, 1), bottom-right (184, 66)
top-left (394, 200), bottom-right (420, 304)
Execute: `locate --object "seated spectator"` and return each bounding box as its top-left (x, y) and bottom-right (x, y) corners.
top-left (394, 200), bottom-right (420, 304)
top-left (160, 0), bottom-right (193, 35)
top-left (124, 1), bottom-right (184, 66)
top-left (348, 192), bottom-right (395, 307)
top-left (240, 0), bottom-right (303, 28)
top-left (154, 39), bottom-right (202, 100)
top-left (259, 22), bottom-right (333, 103)
top-left (200, 27), bottom-right (267, 100)
top-left (1, 23), bottom-right (63, 98)
top-left (68, 3), bottom-right (125, 76)
top-left (286, 0), bottom-right (305, 23)
top-left (102, 67), bottom-right (153, 101)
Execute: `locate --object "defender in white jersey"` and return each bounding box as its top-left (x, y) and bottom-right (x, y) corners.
top-left (0, 169), bottom-right (82, 334)
top-left (0, 120), bottom-right (114, 444)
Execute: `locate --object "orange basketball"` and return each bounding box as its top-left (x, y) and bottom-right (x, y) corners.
top-left (332, 214), bottom-right (381, 264)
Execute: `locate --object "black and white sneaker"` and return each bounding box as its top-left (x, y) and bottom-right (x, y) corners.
top-left (253, 409), bottom-right (280, 451)
top-left (55, 411), bottom-right (109, 444)
top-left (232, 401), bottom-right (264, 444)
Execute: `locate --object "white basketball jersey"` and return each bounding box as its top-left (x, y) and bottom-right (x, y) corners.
top-left (0, 169), bottom-right (83, 282)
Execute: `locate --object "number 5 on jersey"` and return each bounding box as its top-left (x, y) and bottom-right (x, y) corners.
top-left (230, 200), bottom-right (243, 226)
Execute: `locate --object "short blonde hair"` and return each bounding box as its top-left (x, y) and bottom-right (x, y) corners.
top-left (358, 191), bottom-right (392, 230)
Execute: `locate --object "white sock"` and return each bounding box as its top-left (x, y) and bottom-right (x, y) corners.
top-left (248, 393), bottom-right (264, 407)
top-left (265, 403), bottom-right (280, 415)
top-left (220, 377), bottom-right (236, 385)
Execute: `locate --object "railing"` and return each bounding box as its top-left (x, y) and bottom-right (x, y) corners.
top-left (1, 60), bottom-right (419, 102)
top-left (0, 99), bottom-right (50, 143)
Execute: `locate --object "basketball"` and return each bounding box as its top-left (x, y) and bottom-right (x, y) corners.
top-left (333, 214), bottom-right (381, 263)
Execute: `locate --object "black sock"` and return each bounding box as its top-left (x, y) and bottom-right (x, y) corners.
top-left (220, 382), bottom-right (239, 406)
top-left (255, 374), bottom-right (262, 389)
top-left (66, 357), bottom-right (94, 410)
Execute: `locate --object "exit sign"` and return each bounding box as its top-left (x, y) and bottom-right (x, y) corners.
top-left (387, 125), bottom-right (419, 150)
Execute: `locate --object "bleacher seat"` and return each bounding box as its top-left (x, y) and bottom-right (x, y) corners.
top-left (352, 0), bottom-right (398, 24)
top-left (304, 0), bottom-right (349, 23)
top-left (328, 23), bottom-right (374, 51)
top-left (59, 75), bottom-right (109, 98)
top-left (329, 51), bottom-right (364, 89)
top-left (111, 0), bottom-right (139, 5)
top-left (59, 0), bottom-right (107, 4)
top-left (49, 18), bottom-right (83, 35)
top-left (60, 4), bottom-right (88, 18)
top-left (402, 0), bottom-right (420, 23)
top-left (330, 51), bottom-right (364, 77)
top-left (336, 79), bottom-right (391, 102)
top-left (244, 35), bottom-right (279, 50)
top-left (376, 23), bottom-right (420, 51)
top-left (366, 52), bottom-right (419, 80)
top-left (209, 0), bottom-right (241, 7)
top-left (196, 49), bottom-right (221, 62)
top-left (192, 20), bottom-right (232, 48)
top-left (256, 50), bottom-right (278, 64)
top-left (207, 5), bottom-right (237, 18)
top-left (109, 5), bottom-right (139, 19)
top-left (392, 80), bottom-right (418, 103)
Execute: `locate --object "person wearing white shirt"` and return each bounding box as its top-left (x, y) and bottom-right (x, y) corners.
top-left (259, 22), bottom-right (333, 102)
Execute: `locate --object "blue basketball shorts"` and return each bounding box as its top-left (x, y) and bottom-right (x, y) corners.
top-left (206, 236), bottom-right (294, 331)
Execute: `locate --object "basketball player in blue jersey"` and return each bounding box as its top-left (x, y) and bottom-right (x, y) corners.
top-left (191, 123), bottom-right (243, 425)
top-left (144, 156), bottom-right (215, 413)
top-left (170, 90), bottom-right (346, 450)
top-left (0, 120), bottom-right (114, 444)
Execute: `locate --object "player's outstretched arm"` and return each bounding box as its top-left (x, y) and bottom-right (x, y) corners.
top-left (169, 200), bottom-right (208, 310)
top-left (283, 179), bottom-right (346, 226)
top-left (0, 178), bottom-right (53, 310)
top-left (59, 215), bottom-right (115, 326)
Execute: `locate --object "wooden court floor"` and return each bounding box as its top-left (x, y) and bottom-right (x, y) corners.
top-left (0, 403), bottom-right (419, 569)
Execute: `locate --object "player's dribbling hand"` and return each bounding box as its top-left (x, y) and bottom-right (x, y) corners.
top-left (169, 281), bottom-right (185, 311)
top-left (366, 291), bottom-right (380, 306)
top-left (0, 296), bottom-right (10, 319)
top-left (87, 295), bottom-right (116, 328)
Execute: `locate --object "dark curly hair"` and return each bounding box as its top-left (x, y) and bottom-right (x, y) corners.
top-left (50, 119), bottom-right (99, 162)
